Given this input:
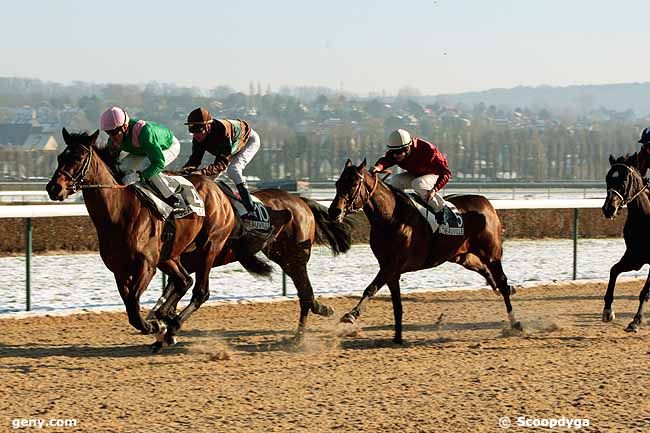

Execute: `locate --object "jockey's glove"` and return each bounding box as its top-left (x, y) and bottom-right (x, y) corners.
top-left (179, 166), bottom-right (197, 175)
top-left (199, 155), bottom-right (229, 176)
top-left (122, 172), bottom-right (141, 185)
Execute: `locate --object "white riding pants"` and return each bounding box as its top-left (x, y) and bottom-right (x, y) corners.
top-left (386, 172), bottom-right (445, 211)
top-left (226, 129), bottom-right (260, 185)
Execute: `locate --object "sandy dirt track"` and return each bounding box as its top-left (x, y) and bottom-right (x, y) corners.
top-left (2, 279), bottom-right (650, 432)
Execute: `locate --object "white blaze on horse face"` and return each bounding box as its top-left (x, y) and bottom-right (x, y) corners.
top-left (611, 170), bottom-right (620, 179)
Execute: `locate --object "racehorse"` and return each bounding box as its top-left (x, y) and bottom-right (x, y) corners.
top-left (47, 129), bottom-right (354, 350)
top-left (328, 159), bottom-right (520, 344)
top-left (149, 189), bottom-right (355, 345)
top-left (602, 153), bottom-right (650, 332)
top-left (46, 129), bottom-right (273, 348)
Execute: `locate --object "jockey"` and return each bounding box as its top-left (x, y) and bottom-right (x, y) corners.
top-left (370, 129), bottom-right (452, 224)
top-left (99, 107), bottom-right (184, 211)
top-left (180, 107), bottom-right (261, 218)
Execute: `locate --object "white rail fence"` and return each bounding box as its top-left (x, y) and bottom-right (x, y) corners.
top-left (1, 199), bottom-right (604, 311)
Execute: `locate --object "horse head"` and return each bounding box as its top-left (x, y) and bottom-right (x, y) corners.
top-left (602, 154), bottom-right (647, 219)
top-left (328, 158), bottom-right (374, 223)
top-left (46, 128), bottom-right (99, 201)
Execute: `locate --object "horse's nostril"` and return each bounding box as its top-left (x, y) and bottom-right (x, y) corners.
top-left (46, 182), bottom-right (62, 198)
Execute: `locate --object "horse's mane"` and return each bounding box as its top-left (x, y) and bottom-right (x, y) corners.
top-left (383, 180), bottom-right (413, 205)
top-left (612, 152), bottom-right (640, 166)
top-left (66, 131), bottom-right (120, 179)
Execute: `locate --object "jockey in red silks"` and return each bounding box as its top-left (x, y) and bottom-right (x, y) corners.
top-left (370, 128), bottom-right (452, 224)
top-left (99, 107), bottom-right (184, 211)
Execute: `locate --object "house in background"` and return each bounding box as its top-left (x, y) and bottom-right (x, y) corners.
top-left (0, 108), bottom-right (59, 150)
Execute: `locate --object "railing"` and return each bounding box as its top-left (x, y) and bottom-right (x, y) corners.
top-left (0, 199), bottom-right (604, 311)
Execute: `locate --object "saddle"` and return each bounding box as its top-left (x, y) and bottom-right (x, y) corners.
top-left (132, 174), bottom-right (205, 220)
top-left (407, 193), bottom-right (464, 236)
top-left (216, 181), bottom-right (291, 254)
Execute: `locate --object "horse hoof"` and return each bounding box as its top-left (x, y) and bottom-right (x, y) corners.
top-left (150, 341), bottom-right (164, 354)
top-left (164, 334), bottom-right (178, 346)
top-left (602, 310), bottom-right (615, 322)
top-left (393, 336), bottom-right (404, 345)
top-left (512, 321), bottom-right (524, 331)
top-left (340, 313), bottom-right (356, 324)
top-left (322, 305), bottom-right (335, 317)
top-left (625, 323), bottom-right (640, 333)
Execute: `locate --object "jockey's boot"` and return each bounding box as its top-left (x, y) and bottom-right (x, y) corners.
top-left (434, 208), bottom-right (448, 225)
top-left (236, 182), bottom-right (256, 219)
top-left (165, 193), bottom-right (185, 213)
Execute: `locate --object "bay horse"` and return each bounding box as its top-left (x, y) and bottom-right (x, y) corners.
top-left (328, 159), bottom-right (520, 344)
top-left (601, 153), bottom-right (650, 332)
top-left (47, 129), bottom-right (354, 350)
top-left (149, 189), bottom-right (355, 344)
top-left (46, 129), bottom-right (273, 348)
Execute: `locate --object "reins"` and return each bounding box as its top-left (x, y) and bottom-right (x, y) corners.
top-left (57, 143), bottom-right (127, 192)
top-left (608, 163), bottom-right (649, 207)
top-left (345, 170), bottom-right (379, 213)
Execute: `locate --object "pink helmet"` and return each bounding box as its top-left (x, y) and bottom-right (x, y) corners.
top-left (100, 107), bottom-right (129, 131)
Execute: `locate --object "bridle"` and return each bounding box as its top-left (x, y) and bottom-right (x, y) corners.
top-left (607, 163), bottom-right (648, 207)
top-left (342, 170), bottom-right (379, 214)
top-left (54, 143), bottom-right (126, 192)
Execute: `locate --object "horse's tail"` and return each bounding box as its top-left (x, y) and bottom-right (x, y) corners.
top-left (234, 251), bottom-right (274, 278)
top-left (300, 197), bottom-right (354, 255)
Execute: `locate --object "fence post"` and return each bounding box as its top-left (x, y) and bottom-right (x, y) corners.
top-left (572, 208), bottom-right (579, 280)
top-left (282, 272), bottom-right (287, 296)
top-left (25, 217), bottom-right (32, 311)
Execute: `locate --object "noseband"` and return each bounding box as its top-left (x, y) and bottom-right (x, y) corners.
top-left (607, 163), bottom-right (648, 207)
top-left (54, 144), bottom-right (94, 193)
top-left (343, 171), bottom-right (379, 214)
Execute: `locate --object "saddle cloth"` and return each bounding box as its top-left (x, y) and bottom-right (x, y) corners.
top-left (133, 174), bottom-right (205, 220)
top-left (216, 182), bottom-right (272, 232)
top-left (407, 193), bottom-right (465, 236)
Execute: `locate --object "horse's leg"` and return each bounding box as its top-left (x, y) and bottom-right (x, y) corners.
top-left (152, 259), bottom-right (193, 320)
top-left (146, 277), bottom-right (177, 321)
top-left (454, 253), bottom-right (499, 292)
top-left (269, 240), bottom-right (333, 337)
top-left (168, 250), bottom-right (217, 335)
top-left (603, 254), bottom-right (639, 322)
top-left (341, 271), bottom-right (386, 324)
top-left (486, 260), bottom-right (522, 331)
top-left (386, 276), bottom-right (403, 344)
top-left (625, 269), bottom-right (650, 333)
top-left (120, 261), bottom-right (162, 336)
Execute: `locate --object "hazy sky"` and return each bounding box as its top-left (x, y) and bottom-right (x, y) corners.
top-left (2, 0), bottom-right (649, 95)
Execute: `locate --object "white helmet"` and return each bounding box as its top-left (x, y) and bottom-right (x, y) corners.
top-left (388, 129), bottom-right (412, 150)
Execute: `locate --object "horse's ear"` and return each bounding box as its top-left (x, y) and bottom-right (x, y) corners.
top-left (89, 129), bottom-right (100, 145)
top-left (345, 159), bottom-right (353, 168)
top-left (609, 155), bottom-right (616, 165)
top-left (62, 128), bottom-right (71, 145)
top-left (360, 158), bottom-right (367, 170)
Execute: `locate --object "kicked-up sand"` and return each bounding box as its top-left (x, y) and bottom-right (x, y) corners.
top-left (2, 279), bottom-right (650, 432)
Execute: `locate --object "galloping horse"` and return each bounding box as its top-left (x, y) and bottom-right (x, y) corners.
top-left (47, 129), bottom-right (354, 350)
top-left (328, 159), bottom-right (520, 344)
top-left (46, 129), bottom-right (271, 348)
top-left (602, 153), bottom-right (650, 332)
top-left (150, 190), bottom-right (355, 344)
